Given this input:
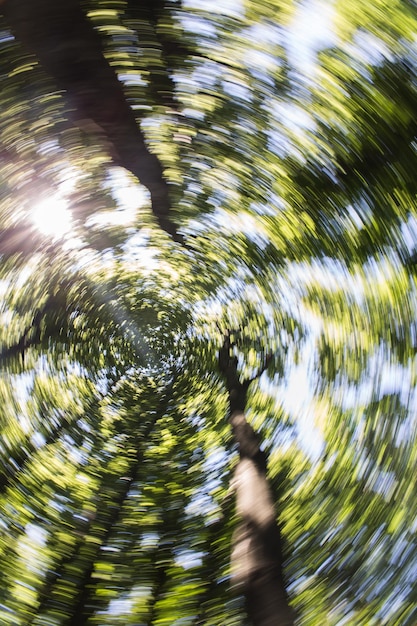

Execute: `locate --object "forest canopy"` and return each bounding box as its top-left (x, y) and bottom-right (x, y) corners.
top-left (1, 0), bottom-right (417, 624)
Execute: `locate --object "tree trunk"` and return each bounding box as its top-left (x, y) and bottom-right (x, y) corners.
top-left (230, 411), bottom-right (294, 626)
top-left (219, 334), bottom-right (294, 625)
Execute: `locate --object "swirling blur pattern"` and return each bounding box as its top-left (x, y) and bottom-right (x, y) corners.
top-left (0, 0), bottom-right (417, 624)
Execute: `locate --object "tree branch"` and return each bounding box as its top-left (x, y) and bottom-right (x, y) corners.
top-left (1, 0), bottom-right (183, 243)
top-left (218, 331), bottom-right (273, 414)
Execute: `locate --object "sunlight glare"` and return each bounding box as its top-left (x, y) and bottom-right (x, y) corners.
top-left (31, 195), bottom-right (73, 238)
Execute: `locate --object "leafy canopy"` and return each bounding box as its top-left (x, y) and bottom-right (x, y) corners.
top-left (1, 0), bottom-right (417, 624)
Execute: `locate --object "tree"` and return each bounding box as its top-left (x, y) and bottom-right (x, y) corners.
top-left (218, 331), bottom-right (294, 625)
top-left (1, 0), bottom-right (417, 624)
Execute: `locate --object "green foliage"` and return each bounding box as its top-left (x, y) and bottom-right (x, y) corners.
top-left (1, 0), bottom-right (417, 624)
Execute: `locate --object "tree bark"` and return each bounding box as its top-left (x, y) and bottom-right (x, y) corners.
top-left (1, 0), bottom-right (182, 242)
top-left (229, 412), bottom-right (294, 626)
top-left (219, 334), bottom-right (294, 626)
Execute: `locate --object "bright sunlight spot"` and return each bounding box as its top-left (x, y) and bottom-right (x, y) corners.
top-left (31, 195), bottom-right (73, 238)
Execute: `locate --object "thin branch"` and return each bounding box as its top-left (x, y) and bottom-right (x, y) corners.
top-left (248, 352), bottom-right (273, 384)
top-left (218, 330), bottom-right (274, 392)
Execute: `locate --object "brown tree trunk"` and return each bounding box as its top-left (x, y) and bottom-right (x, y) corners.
top-left (230, 412), bottom-right (294, 626)
top-left (219, 334), bottom-right (294, 626)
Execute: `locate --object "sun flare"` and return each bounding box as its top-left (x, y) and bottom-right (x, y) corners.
top-left (31, 196), bottom-right (73, 238)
